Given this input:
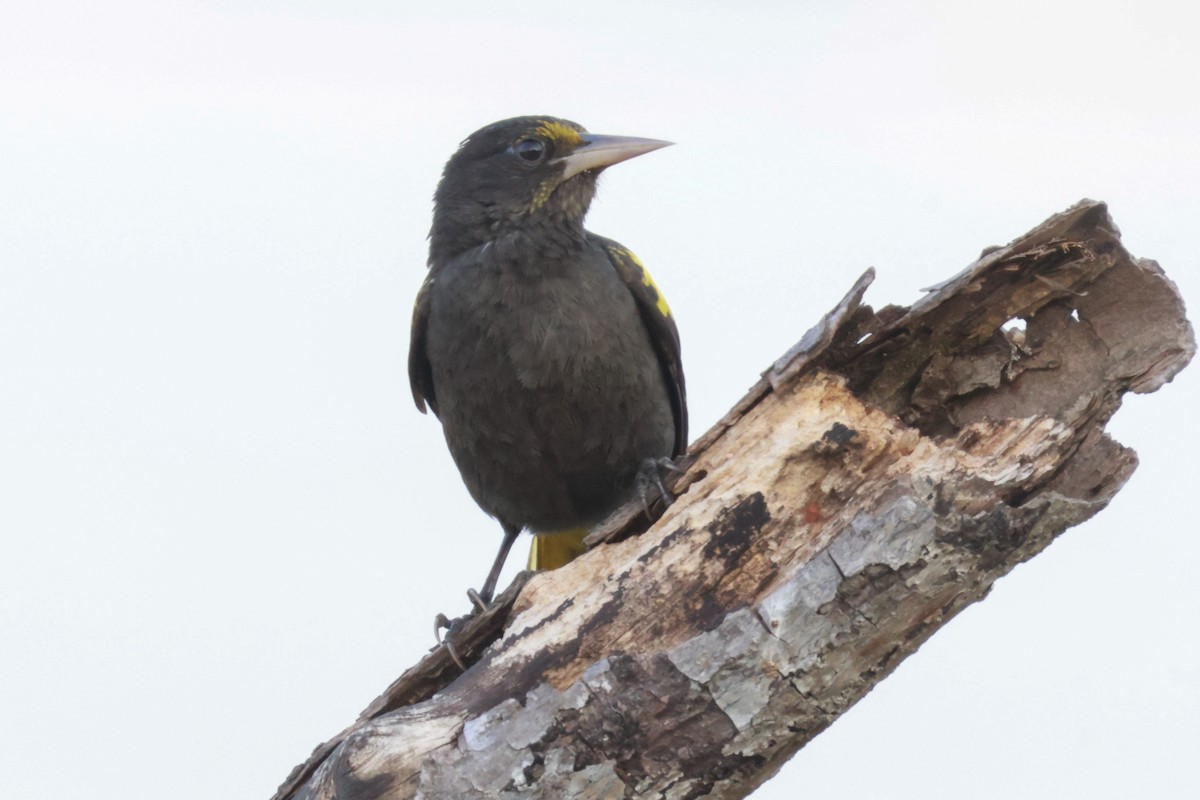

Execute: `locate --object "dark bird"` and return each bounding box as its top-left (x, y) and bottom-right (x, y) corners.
top-left (408, 116), bottom-right (687, 607)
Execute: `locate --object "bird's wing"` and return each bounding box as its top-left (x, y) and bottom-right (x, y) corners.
top-left (598, 237), bottom-right (689, 457)
top-left (408, 273), bottom-right (438, 416)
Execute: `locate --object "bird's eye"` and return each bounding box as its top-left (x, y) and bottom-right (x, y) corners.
top-left (514, 138), bottom-right (546, 163)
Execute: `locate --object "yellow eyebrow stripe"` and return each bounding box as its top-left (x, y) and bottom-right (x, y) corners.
top-left (608, 246), bottom-right (672, 318)
top-left (535, 120), bottom-right (583, 147)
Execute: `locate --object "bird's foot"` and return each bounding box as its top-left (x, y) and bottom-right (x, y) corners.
top-left (433, 589), bottom-right (493, 671)
top-left (433, 612), bottom-right (468, 670)
top-left (636, 456), bottom-right (683, 520)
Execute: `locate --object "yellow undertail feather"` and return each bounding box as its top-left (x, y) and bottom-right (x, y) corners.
top-left (527, 527), bottom-right (589, 571)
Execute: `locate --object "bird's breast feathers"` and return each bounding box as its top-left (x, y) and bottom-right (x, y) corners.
top-left (430, 242), bottom-right (658, 392)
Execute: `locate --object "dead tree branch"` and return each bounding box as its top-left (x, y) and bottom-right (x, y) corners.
top-left (274, 200), bottom-right (1194, 800)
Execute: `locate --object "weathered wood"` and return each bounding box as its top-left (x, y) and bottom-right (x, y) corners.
top-left (273, 200), bottom-right (1193, 800)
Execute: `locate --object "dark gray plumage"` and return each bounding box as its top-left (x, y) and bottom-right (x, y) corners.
top-left (409, 116), bottom-right (686, 603)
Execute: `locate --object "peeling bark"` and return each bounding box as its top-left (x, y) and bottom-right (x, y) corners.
top-left (273, 200), bottom-right (1194, 800)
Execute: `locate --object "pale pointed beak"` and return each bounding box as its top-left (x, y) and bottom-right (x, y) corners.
top-left (557, 134), bottom-right (673, 180)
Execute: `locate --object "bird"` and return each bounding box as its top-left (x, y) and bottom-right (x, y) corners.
top-left (408, 115), bottom-right (687, 609)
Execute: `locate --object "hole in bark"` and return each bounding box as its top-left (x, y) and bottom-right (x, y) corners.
top-left (524, 753), bottom-right (546, 783)
top-left (1004, 316), bottom-right (1027, 333)
top-left (1070, 308), bottom-right (1080, 322)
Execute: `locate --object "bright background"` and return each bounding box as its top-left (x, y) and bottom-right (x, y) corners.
top-left (3, 2), bottom-right (1197, 798)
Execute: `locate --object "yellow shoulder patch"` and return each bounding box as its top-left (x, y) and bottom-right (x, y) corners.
top-left (608, 245), bottom-right (672, 318)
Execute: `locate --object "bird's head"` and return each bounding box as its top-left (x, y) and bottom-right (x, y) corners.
top-left (429, 116), bottom-right (670, 264)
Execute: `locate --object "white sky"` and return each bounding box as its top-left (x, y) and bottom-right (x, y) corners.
top-left (2, 1), bottom-right (1197, 798)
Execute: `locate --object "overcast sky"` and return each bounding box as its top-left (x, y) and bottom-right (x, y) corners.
top-left (2, 2), bottom-right (1197, 798)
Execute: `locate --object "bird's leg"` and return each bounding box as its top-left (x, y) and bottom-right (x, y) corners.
top-left (636, 456), bottom-right (684, 519)
top-left (477, 522), bottom-right (520, 606)
top-left (433, 522), bottom-right (521, 670)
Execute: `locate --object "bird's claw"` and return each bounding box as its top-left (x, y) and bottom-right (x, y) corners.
top-left (637, 456), bottom-right (683, 520)
top-left (433, 612), bottom-right (453, 643)
top-left (433, 612), bottom-right (468, 670)
top-left (466, 588), bottom-right (489, 614)
top-left (433, 587), bottom-right (496, 672)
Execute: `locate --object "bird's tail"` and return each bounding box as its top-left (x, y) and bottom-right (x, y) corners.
top-left (527, 527), bottom-right (589, 571)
